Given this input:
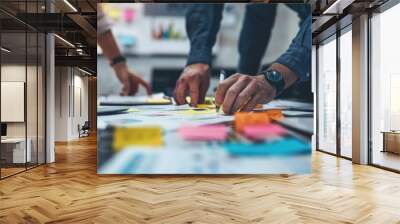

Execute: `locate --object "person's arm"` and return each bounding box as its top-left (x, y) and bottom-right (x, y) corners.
top-left (174, 4), bottom-right (224, 106)
top-left (186, 3), bottom-right (224, 66)
top-left (215, 15), bottom-right (312, 114)
top-left (273, 14), bottom-right (312, 82)
top-left (97, 5), bottom-right (151, 96)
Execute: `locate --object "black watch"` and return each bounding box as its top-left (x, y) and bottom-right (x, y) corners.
top-left (110, 55), bottom-right (126, 66)
top-left (262, 70), bottom-right (285, 96)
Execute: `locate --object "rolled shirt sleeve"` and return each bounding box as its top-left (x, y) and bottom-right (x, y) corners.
top-left (275, 14), bottom-right (312, 81)
top-left (185, 4), bottom-right (224, 66)
top-left (97, 5), bottom-right (112, 36)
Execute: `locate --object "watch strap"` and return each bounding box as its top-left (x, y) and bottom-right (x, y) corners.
top-left (110, 55), bottom-right (126, 67)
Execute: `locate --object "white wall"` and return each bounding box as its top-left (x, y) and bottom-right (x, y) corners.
top-left (54, 67), bottom-right (89, 141)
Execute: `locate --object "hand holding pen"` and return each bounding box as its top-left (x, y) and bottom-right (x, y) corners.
top-left (215, 72), bottom-right (277, 115)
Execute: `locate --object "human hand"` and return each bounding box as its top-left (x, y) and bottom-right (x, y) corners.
top-left (215, 74), bottom-right (276, 115)
top-left (174, 63), bottom-right (210, 106)
top-left (114, 64), bottom-right (151, 96)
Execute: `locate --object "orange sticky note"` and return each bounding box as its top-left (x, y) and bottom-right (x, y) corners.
top-left (265, 109), bottom-right (284, 121)
top-left (234, 112), bottom-right (271, 133)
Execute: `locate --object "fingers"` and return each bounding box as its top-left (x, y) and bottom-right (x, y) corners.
top-left (121, 79), bottom-right (131, 96)
top-left (198, 77), bottom-right (209, 104)
top-left (240, 93), bottom-right (260, 112)
top-left (231, 79), bottom-right (258, 112)
top-left (188, 76), bottom-right (201, 107)
top-left (174, 78), bottom-right (188, 105)
top-left (215, 74), bottom-right (240, 106)
top-left (221, 76), bottom-right (252, 115)
top-left (135, 76), bottom-right (152, 95)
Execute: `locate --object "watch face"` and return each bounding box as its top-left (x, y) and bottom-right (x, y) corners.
top-left (267, 70), bottom-right (283, 82)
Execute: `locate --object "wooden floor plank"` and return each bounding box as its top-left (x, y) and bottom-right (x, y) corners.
top-left (0, 134), bottom-right (399, 224)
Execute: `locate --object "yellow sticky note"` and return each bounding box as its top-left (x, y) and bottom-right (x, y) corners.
top-left (113, 126), bottom-right (163, 151)
top-left (127, 108), bottom-right (139, 113)
top-left (178, 109), bottom-right (215, 115)
top-left (196, 104), bottom-right (216, 109)
top-left (109, 8), bottom-right (121, 21)
top-left (146, 98), bottom-right (171, 104)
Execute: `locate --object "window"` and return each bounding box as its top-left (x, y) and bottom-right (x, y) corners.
top-left (339, 28), bottom-right (352, 158)
top-left (0, 0), bottom-right (47, 179)
top-left (317, 35), bottom-right (337, 154)
top-left (370, 2), bottom-right (400, 171)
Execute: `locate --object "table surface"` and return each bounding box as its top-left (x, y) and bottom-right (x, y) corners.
top-left (1, 138), bottom-right (27, 143)
top-left (97, 98), bottom-right (314, 174)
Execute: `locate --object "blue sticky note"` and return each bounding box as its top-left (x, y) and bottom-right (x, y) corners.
top-left (224, 138), bottom-right (311, 156)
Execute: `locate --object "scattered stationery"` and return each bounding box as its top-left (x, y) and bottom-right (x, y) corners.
top-left (99, 93), bottom-right (172, 106)
top-left (97, 106), bottom-right (128, 116)
top-left (178, 125), bottom-right (228, 141)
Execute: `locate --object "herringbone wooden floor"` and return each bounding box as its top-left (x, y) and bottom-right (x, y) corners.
top-left (1, 134), bottom-right (400, 224)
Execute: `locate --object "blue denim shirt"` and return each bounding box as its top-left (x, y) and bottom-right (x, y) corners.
top-left (185, 4), bottom-right (311, 82)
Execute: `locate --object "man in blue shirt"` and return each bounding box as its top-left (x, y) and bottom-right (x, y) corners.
top-left (174, 4), bottom-right (311, 114)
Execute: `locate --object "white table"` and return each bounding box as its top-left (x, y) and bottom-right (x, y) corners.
top-left (1, 138), bottom-right (31, 163)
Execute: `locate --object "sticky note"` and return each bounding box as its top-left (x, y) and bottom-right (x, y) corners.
top-left (186, 97), bottom-right (216, 106)
top-left (196, 104), bottom-right (216, 109)
top-left (127, 108), bottom-right (139, 113)
top-left (124, 8), bottom-right (135, 23)
top-left (178, 125), bottom-right (228, 141)
top-left (109, 8), bottom-right (121, 21)
top-left (224, 138), bottom-right (310, 156)
top-left (243, 124), bottom-right (287, 140)
top-left (146, 98), bottom-right (171, 104)
top-left (178, 109), bottom-right (215, 115)
top-left (234, 112), bottom-right (271, 132)
top-left (265, 109), bottom-right (284, 121)
top-left (255, 104), bottom-right (263, 109)
top-left (113, 126), bottom-right (163, 150)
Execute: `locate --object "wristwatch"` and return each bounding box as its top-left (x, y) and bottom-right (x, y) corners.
top-left (261, 70), bottom-right (285, 96)
top-left (110, 55), bottom-right (126, 66)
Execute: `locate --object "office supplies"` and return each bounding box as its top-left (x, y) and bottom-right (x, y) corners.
top-left (113, 126), bottom-right (163, 150)
top-left (178, 125), bottom-right (228, 141)
top-left (265, 109), bottom-right (284, 121)
top-left (234, 112), bottom-right (271, 132)
top-left (97, 106), bottom-right (129, 116)
top-left (243, 124), bottom-right (287, 140)
top-left (99, 93), bottom-right (171, 106)
top-left (277, 117), bottom-right (314, 136)
top-left (224, 138), bottom-right (310, 156)
top-left (127, 108), bottom-right (140, 113)
top-left (237, 97), bottom-right (253, 112)
top-left (216, 70), bottom-right (226, 113)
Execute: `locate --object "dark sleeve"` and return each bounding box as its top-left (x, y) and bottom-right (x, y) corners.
top-left (275, 14), bottom-right (312, 81)
top-left (185, 4), bottom-right (224, 66)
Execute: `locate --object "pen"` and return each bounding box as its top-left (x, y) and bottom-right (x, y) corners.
top-left (216, 70), bottom-right (226, 113)
top-left (237, 97), bottom-right (252, 112)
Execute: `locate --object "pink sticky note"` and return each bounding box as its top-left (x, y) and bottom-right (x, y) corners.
top-left (124, 8), bottom-right (135, 23)
top-left (178, 125), bottom-right (228, 141)
top-left (243, 124), bottom-right (287, 140)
